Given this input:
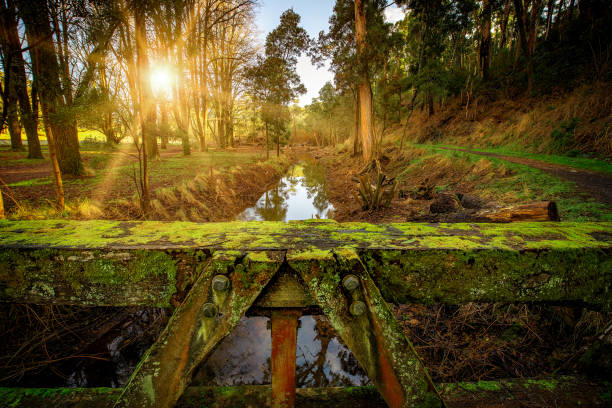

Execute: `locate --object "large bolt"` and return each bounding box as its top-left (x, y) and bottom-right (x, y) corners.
top-left (349, 301), bottom-right (366, 316)
top-left (212, 275), bottom-right (230, 292)
top-left (202, 302), bottom-right (218, 318)
top-left (342, 274), bottom-right (360, 292)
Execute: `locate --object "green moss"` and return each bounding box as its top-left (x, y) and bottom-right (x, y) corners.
top-left (0, 220), bottom-right (610, 308)
top-left (525, 378), bottom-right (559, 391)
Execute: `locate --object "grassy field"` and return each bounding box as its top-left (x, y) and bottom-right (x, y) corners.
top-left (0, 142), bottom-right (278, 220)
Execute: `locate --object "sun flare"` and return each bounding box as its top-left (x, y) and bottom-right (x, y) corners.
top-left (150, 66), bottom-right (173, 99)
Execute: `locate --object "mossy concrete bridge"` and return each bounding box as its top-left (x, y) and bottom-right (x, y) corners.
top-left (0, 219), bottom-right (610, 408)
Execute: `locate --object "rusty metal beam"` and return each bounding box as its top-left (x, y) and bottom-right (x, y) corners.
top-left (270, 309), bottom-right (300, 408)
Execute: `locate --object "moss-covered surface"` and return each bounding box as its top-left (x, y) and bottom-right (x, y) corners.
top-left (114, 252), bottom-right (280, 408)
top-left (0, 220), bottom-right (610, 251)
top-left (0, 220), bottom-right (610, 308)
top-left (0, 248), bottom-right (184, 307)
top-left (288, 248), bottom-right (442, 407)
top-left (1, 377), bottom-right (609, 408)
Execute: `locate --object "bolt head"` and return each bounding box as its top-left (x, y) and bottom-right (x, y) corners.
top-left (342, 275), bottom-right (360, 292)
top-left (212, 275), bottom-right (230, 292)
top-left (202, 302), bottom-right (218, 318)
top-left (349, 301), bottom-right (366, 316)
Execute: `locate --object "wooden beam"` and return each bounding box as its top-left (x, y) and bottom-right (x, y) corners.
top-left (0, 377), bottom-right (607, 407)
top-left (0, 220), bottom-right (610, 309)
top-left (113, 251), bottom-right (283, 408)
top-left (289, 248), bottom-right (441, 407)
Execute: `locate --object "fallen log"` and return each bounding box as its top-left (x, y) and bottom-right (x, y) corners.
top-left (472, 201), bottom-right (559, 222)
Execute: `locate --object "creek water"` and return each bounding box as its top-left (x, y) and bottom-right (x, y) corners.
top-left (236, 158), bottom-right (335, 221)
top-left (192, 315), bottom-right (370, 387)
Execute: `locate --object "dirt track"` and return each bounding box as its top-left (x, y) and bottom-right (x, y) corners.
top-left (440, 147), bottom-right (612, 206)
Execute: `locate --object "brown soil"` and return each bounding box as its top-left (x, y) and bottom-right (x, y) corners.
top-left (441, 146), bottom-right (612, 206)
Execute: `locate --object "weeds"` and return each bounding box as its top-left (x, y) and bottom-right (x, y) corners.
top-left (356, 160), bottom-right (397, 210)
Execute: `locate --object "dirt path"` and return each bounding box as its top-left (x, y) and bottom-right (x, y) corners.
top-left (440, 147), bottom-right (612, 206)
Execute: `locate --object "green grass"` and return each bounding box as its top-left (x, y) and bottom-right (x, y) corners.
top-left (7, 177), bottom-right (51, 187)
top-left (120, 149), bottom-right (265, 186)
top-left (431, 143), bottom-right (612, 173)
top-left (0, 128), bottom-right (106, 142)
top-left (408, 144), bottom-right (611, 221)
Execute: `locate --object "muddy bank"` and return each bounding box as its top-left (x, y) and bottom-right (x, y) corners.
top-left (305, 145), bottom-right (609, 223)
top-left (103, 157), bottom-right (290, 221)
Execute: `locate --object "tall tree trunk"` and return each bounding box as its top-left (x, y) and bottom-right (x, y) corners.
top-left (160, 102), bottom-right (168, 149)
top-left (265, 121), bottom-right (269, 160)
top-left (147, 105), bottom-right (159, 159)
top-left (513, 0), bottom-right (537, 94)
top-left (47, 0), bottom-right (82, 175)
top-left (568, 0), bottom-right (576, 21)
top-left (499, 0), bottom-right (512, 48)
top-left (134, 4), bottom-right (150, 215)
top-left (479, 0), bottom-right (492, 80)
top-left (7, 85), bottom-right (23, 151)
top-left (40, 92), bottom-right (65, 211)
top-left (353, 90), bottom-right (360, 156)
top-left (354, 0), bottom-right (373, 162)
top-left (0, 0), bottom-right (41, 157)
top-left (545, 0), bottom-right (554, 39)
top-left (199, 30), bottom-right (209, 152)
top-left (17, 0), bottom-right (65, 209)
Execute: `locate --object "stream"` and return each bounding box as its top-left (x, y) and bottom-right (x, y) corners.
top-left (236, 158), bottom-right (335, 221)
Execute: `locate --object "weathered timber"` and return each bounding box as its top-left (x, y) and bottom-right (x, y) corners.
top-left (0, 377), bottom-right (608, 408)
top-left (472, 201), bottom-right (560, 222)
top-left (288, 248), bottom-right (441, 407)
top-left (112, 247), bottom-right (442, 407)
top-left (113, 251), bottom-right (282, 408)
top-left (0, 220), bottom-right (610, 309)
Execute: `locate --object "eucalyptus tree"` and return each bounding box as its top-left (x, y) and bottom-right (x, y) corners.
top-left (15, 0), bottom-right (65, 208)
top-left (16, 0), bottom-right (84, 175)
top-left (208, 2), bottom-right (256, 148)
top-left (246, 9), bottom-right (308, 158)
top-left (317, 0), bottom-right (393, 161)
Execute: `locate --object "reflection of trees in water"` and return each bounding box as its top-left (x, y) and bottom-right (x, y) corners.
top-left (254, 180), bottom-right (289, 221)
top-left (300, 162), bottom-right (332, 216)
top-left (240, 160), bottom-right (333, 221)
top-left (193, 317), bottom-right (271, 386)
top-left (296, 316), bottom-right (369, 387)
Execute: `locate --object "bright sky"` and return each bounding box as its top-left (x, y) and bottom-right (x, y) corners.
top-left (255, 0), bottom-right (405, 106)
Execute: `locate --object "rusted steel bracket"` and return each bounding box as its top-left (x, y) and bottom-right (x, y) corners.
top-left (288, 248), bottom-right (443, 408)
top-left (271, 309), bottom-right (301, 408)
top-left (113, 251), bottom-right (283, 408)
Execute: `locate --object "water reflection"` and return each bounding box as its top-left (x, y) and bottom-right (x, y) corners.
top-left (236, 160), bottom-right (334, 221)
top-left (193, 316), bottom-right (370, 387)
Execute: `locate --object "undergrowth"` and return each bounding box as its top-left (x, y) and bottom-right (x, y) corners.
top-left (387, 144), bottom-right (610, 221)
